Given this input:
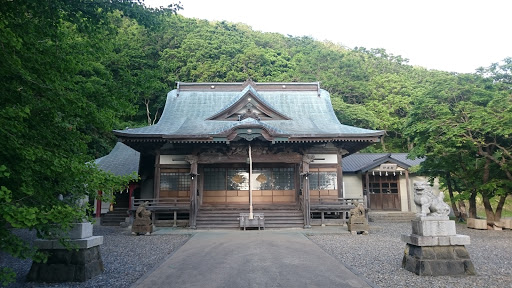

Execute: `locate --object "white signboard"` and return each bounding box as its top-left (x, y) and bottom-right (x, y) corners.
top-left (379, 164), bottom-right (397, 171)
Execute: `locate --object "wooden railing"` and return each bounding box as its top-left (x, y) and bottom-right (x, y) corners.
top-left (308, 197), bottom-right (368, 225)
top-left (130, 197), bottom-right (191, 227)
top-left (131, 197), bottom-right (190, 211)
top-left (310, 197), bottom-right (364, 207)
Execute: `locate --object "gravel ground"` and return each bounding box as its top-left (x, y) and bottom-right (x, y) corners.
top-left (3, 222), bottom-right (511, 288)
top-left (1, 226), bottom-right (191, 288)
top-left (308, 222), bottom-right (512, 288)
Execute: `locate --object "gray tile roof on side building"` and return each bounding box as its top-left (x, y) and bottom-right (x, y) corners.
top-left (342, 153), bottom-right (425, 173)
top-left (113, 82), bottom-right (384, 140)
top-left (94, 142), bottom-right (140, 178)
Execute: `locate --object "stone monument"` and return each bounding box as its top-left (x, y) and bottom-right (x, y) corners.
top-left (347, 201), bottom-right (369, 235)
top-left (401, 181), bottom-right (475, 276)
top-left (131, 201), bottom-right (153, 235)
top-left (27, 196), bottom-right (104, 283)
top-left (27, 222), bottom-right (104, 282)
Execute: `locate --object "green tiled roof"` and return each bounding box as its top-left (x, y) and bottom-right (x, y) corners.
top-left (114, 82), bottom-right (383, 141)
top-left (342, 153), bottom-right (425, 173)
top-left (95, 142), bottom-right (139, 178)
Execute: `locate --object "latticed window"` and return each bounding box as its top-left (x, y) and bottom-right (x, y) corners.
top-left (227, 168), bottom-right (249, 190)
top-left (160, 172), bottom-right (190, 191)
top-left (203, 168), bottom-right (226, 190)
top-left (203, 167), bottom-right (295, 191)
top-left (369, 175), bottom-right (399, 194)
top-left (252, 169), bottom-right (273, 190)
top-left (309, 171), bottom-right (337, 190)
top-left (272, 168), bottom-right (294, 190)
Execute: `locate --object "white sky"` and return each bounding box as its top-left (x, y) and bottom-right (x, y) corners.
top-left (145, 0), bottom-right (511, 73)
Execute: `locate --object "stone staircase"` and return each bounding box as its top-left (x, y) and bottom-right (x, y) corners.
top-left (368, 211), bottom-right (416, 222)
top-left (101, 207), bottom-right (129, 226)
top-left (196, 205), bottom-right (304, 229)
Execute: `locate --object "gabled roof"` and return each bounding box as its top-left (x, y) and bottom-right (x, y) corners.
top-left (95, 142), bottom-right (139, 178)
top-left (114, 81), bottom-right (384, 145)
top-left (342, 153), bottom-right (425, 173)
top-left (207, 85), bottom-right (291, 121)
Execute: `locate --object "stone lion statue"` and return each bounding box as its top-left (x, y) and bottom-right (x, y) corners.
top-left (413, 181), bottom-right (450, 218)
top-left (132, 201), bottom-right (153, 235)
top-left (349, 201), bottom-right (365, 218)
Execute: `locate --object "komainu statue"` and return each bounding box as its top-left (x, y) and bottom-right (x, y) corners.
top-left (413, 181), bottom-right (450, 218)
top-left (347, 201), bottom-right (369, 235)
top-left (131, 201), bottom-right (153, 235)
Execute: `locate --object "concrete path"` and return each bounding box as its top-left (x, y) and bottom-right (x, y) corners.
top-left (132, 229), bottom-right (376, 288)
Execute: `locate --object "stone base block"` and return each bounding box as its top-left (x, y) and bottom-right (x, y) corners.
top-left (27, 245), bottom-right (104, 282)
top-left (34, 236), bottom-right (103, 250)
top-left (467, 218), bottom-right (487, 230)
top-left (402, 234), bottom-right (470, 246)
top-left (411, 219), bottom-right (456, 236)
top-left (500, 219), bottom-right (512, 229)
top-left (402, 243), bottom-right (475, 276)
top-left (416, 216), bottom-right (450, 221)
top-left (132, 218), bottom-right (153, 234)
top-left (348, 216), bottom-right (369, 235)
top-left (67, 222), bottom-right (93, 239)
top-left (348, 223), bottom-right (369, 234)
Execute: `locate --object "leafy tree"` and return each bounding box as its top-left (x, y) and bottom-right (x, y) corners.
top-left (0, 1), bottom-right (179, 285)
top-left (405, 70), bottom-right (512, 223)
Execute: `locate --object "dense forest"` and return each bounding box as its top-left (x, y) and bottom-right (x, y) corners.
top-left (1, 1), bottom-right (511, 284)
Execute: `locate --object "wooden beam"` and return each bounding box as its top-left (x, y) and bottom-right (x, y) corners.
top-left (197, 153), bottom-right (302, 164)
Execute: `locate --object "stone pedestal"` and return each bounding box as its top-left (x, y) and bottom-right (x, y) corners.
top-left (347, 216), bottom-right (369, 235)
top-left (501, 219), bottom-right (512, 229)
top-left (132, 217), bottom-right (153, 235)
top-left (467, 218), bottom-right (487, 230)
top-left (402, 217), bottom-right (475, 276)
top-left (27, 223), bottom-right (104, 283)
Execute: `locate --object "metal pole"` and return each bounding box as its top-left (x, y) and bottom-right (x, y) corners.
top-left (249, 144), bottom-right (253, 219)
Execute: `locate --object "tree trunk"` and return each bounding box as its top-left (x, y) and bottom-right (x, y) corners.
top-left (482, 195), bottom-right (496, 225)
top-left (481, 157), bottom-right (498, 224)
top-left (446, 173), bottom-right (459, 216)
top-left (495, 195), bottom-right (507, 221)
top-left (469, 189), bottom-right (477, 218)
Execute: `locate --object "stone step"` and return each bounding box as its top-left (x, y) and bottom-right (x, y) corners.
top-left (196, 208), bottom-right (304, 229)
top-left (100, 209), bottom-right (130, 226)
top-left (197, 212), bottom-right (303, 218)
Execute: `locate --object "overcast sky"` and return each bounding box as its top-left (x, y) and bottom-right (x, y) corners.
top-left (145, 0), bottom-right (511, 74)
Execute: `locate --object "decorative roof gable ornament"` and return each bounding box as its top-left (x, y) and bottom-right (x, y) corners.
top-left (207, 85), bottom-right (291, 121)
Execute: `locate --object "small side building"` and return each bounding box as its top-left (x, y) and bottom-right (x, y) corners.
top-left (94, 142), bottom-right (140, 224)
top-left (342, 153), bottom-right (439, 216)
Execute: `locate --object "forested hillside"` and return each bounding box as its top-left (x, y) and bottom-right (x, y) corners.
top-left (115, 14), bottom-right (429, 152)
top-left (1, 1), bottom-right (511, 284)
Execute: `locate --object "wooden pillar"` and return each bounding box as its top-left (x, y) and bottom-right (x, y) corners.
top-left (337, 153), bottom-right (343, 198)
top-left (128, 183), bottom-right (138, 211)
top-left (302, 154), bottom-right (315, 229)
top-left (95, 190), bottom-right (102, 218)
top-left (405, 170), bottom-right (411, 212)
top-left (248, 144), bottom-right (253, 219)
top-left (186, 155), bottom-right (198, 229)
top-left (154, 151), bottom-right (161, 199)
top-left (365, 172), bottom-right (370, 209)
